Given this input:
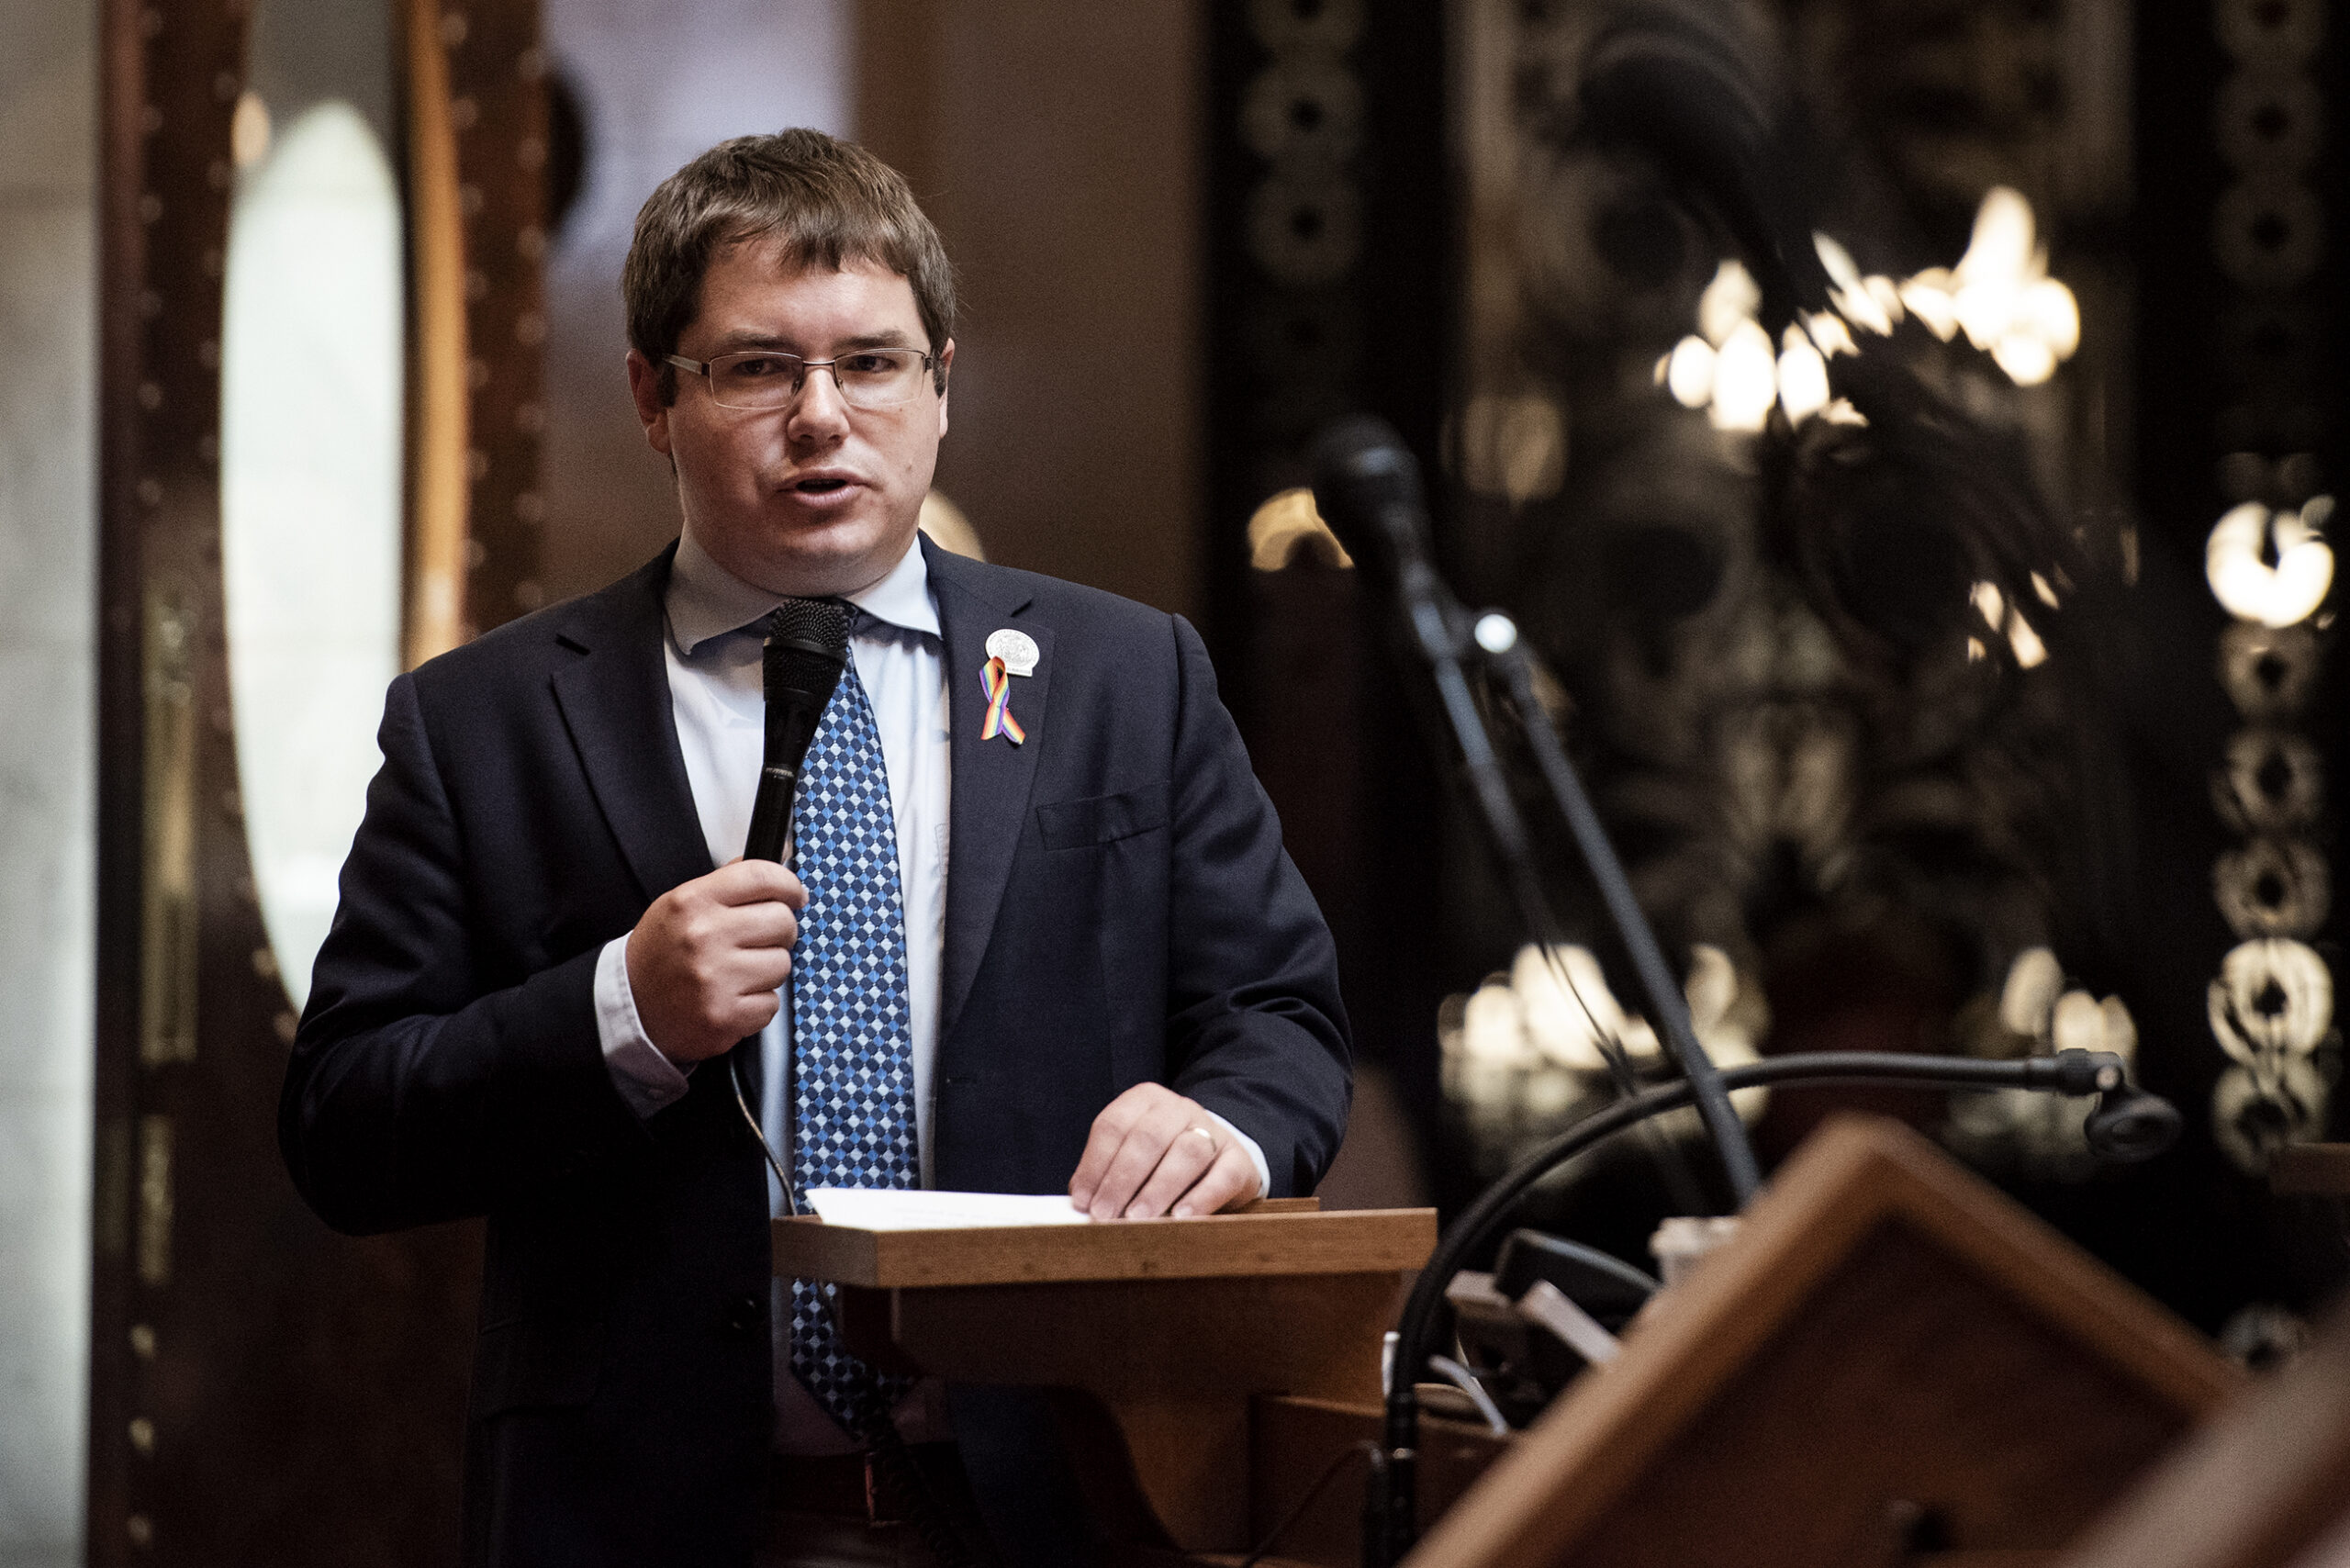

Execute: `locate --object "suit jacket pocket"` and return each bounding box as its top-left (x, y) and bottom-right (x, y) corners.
top-left (1035, 781), bottom-right (1170, 851)
top-left (470, 1314), bottom-right (604, 1420)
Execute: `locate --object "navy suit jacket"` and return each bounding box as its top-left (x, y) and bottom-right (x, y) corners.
top-left (279, 537), bottom-right (1352, 1566)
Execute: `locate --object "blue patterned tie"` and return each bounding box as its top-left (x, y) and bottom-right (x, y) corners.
top-left (788, 653), bottom-right (919, 1430)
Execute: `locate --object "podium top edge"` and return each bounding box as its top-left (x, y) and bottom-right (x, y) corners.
top-left (772, 1205), bottom-right (1438, 1288)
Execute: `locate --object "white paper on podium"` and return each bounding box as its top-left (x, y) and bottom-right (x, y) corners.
top-left (803, 1188), bottom-right (1095, 1230)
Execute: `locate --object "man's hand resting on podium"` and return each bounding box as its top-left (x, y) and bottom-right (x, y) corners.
top-left (1069, 1083), bottom-right (1264, 1220)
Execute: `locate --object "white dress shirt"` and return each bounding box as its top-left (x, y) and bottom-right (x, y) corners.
top-left (588, 531), bottom-right (1265, 1449)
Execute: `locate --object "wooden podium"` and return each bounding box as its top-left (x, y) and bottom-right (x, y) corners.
top-left (1396, 1116), bottom-right (2239, 1568)
top-left (772, 1199), bottom-right (1436, 1555)
top-left (2055, 1295), bottom-right (2350, 1568)
top-left (2038, 1142), bottom-right (2350, 1568)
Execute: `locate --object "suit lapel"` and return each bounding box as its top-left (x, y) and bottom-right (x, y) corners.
top-left (547, 545), bottom-right (716, 905)
top-left (924, 538), bottom-right (1055, 1044)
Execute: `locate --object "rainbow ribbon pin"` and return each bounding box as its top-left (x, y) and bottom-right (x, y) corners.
top-left (979, 656), bottom-right (1027, 745)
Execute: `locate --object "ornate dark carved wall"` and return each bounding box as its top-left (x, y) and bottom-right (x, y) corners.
top-left (1431, 0), bottom-right (2347, 1322)
top-left (1205, 0), bottom-right (1456, 1152)
top-left (1201, 0), bottom-right (2350, 1318)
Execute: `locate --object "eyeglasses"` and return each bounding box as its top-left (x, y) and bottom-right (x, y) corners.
top-left (665, 347), bottom-right (940, 411)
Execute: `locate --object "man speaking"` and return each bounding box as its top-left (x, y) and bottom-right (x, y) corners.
top-left (280, 129), bottom-right (1351, 1565)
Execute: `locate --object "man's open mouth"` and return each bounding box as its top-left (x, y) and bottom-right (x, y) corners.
top-left (793, 476), bottom-right (851, 494)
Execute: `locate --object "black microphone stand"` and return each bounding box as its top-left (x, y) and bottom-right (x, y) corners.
top-left (1362, 1047), bottom-right (2178, 1566)
top-left (1473, 611), bottom-right (1768, 1203)
top-left (1316, 430), bottom-right (1766, 1208)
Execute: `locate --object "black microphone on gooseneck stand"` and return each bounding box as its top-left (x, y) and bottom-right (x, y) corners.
top-left (1309, 415), bottom-right (1765, 1209)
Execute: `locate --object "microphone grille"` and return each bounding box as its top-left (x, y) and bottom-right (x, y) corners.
top-left (762, 597), bottom-right (852, 700)
top-left (763, 596), bottom-right (853, 656)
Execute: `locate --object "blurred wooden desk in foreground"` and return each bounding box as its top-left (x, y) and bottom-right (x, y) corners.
top-left (1394, 1117), bottom-right (2238, 1568)
top-left (771, 1199), bottom-right (1436, 1557)
top-left (2057, 1293), bottom-right (2350, 1568)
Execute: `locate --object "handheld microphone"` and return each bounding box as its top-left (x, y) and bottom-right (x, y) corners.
top-left (730, 596), bottom-right (850, 1223)
top-left (743, 598), bottom-right (852, 864)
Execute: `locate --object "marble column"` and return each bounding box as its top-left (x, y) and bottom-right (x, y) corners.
top-left (0, 2), bottom-right (96, 1565)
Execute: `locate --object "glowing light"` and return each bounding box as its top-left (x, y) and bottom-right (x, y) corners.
top-left (1993, 333), bottom-right (2058, 386)
top-left (1864, 275), bottom-right (1906, 327)
top-left (1897, 270), bottom-right (1961, 342)
top-left (1972, 580), bottom-right (2007, 627)
top-left (1819, 398), bottom-right (1868, 426)
top-left (2207, 498), bottom-right (2333, 628)
top-left (2099, 995), bottom-right (2139, 1064)
top-left (1999, 948), bottom-right (2065, 1036)
top-left (1776, 326), bottom-right (1830, 424)
top-left (2051, 990), bottom-right (2104, 1056)
top-left (1513, 945), bottom-right (1613, 1070)
top-left (1678, 189), bottom-right (2082, 431)
top-left (1472, 612), bottom-right (1519, 654)
top-left (1697, 260), bottom-right (1761, 347)
top-left (2031, 571), bottom-right (2060, 608)
top-left (1709, 319), bottom-right (1777, 432)
top-left (231, 91), bottom-right (273, 169)
top-left (1815, 232), bottom-right (1863, 292)
top-left (1948, 187), bottom-right (2081, 386)
top-left (1247, 487), bottom-right (1353, 571)
top-left (1461, 982), bottom-right (1529, 1065)
top-left (1814, 232), bottom-right (1895, 335)
top-left (1666, 335), bottom-right (1717, 409)
top-left (2007, 613), bottom-right (2047, 668)
top-left (1802, 310), bottom-right (1858, 358)
top-left (1961, 188), bottom-right (2037, 289)
top-left (2023, 277), bottom-right (2081, 358)
top-left (2210, 937), bottom-right (2334, 1061)
top-left (1970, 579), bottom-right (2051, 667)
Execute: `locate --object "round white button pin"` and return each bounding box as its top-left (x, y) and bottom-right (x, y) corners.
top-left (986, 628), bottom-right (1040, 676)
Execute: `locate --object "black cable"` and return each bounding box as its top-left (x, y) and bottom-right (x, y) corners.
top-left (1368, 1047), bottom-right (2158, 1564)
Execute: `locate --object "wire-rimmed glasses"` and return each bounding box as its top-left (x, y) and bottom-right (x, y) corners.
top-left (665, 347), bottom-right (940, 411)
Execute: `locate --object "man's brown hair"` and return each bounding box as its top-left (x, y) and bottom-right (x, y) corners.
top-left (622, 129), bottom-right (956, 404)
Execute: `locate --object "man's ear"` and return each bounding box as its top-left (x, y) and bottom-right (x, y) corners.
top-left (625, 350), bottom-right (674, 456)
top-left (934, 339), bottom-right (954, 440)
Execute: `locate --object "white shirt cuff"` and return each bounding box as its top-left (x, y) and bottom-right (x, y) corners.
top-left (1200, 1109), bottom-right (1270, 1203)
top-left (594, 935), bottom-right (692, 1118)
